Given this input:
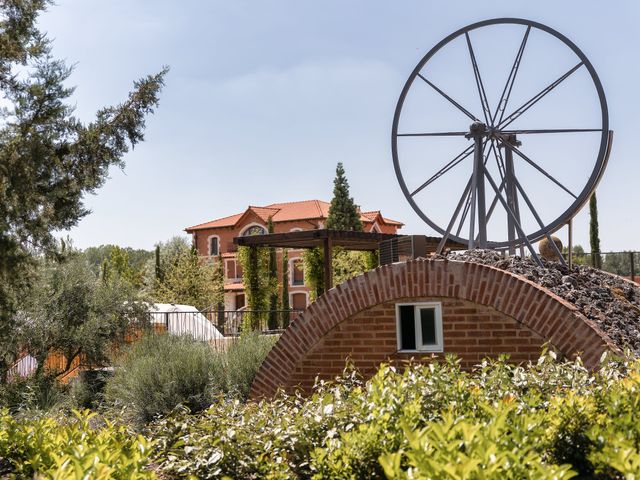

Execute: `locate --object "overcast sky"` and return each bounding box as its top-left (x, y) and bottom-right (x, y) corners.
top-left (40, 1), bottom-right (640, 252)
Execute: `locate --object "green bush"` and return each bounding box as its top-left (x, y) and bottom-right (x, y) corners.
top-left (0, 374), bottom-right (66, 414)
top-left (104, 332), bottom-right (276, 424)
top-left (0, 409), bottom-right (154, 478)
top-left (69, 369), bottom-right (113, 410)
top-left (225, 332), bottom-right (278, 398)
top-left (148, 352), bottom-right (640, 479)
top-left (104, 334), bottom-right (224, 424)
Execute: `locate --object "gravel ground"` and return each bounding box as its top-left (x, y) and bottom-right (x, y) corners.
top-left (435, 249), bottom-right (640, 355)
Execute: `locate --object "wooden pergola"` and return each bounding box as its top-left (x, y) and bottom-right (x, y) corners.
top-left (233, 229), bottom-right (465, 290)
top-left (234, 229), bottom-right (396, 290)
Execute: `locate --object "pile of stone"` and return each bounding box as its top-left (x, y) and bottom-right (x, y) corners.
top-left (438, 249), bottom-right (640, 355)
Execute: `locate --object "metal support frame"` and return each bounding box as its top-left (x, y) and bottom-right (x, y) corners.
top-left (503, 135), bottom-right (521, 255)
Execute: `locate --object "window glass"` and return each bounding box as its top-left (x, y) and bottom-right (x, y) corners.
top-left (209, 237), bottom-right (219, 256)
top-left (398, 305), bottom-right (416, 350)
top-left (242, 225), bottom-right (266, 236)
top-left (292, 259), bottom-right (304, 285)
top-left (420, 308), bottom-right (437, 345)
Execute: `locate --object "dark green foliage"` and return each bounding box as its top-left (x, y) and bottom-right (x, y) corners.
top-left (281, 249), bottom-right (290, 327)
top-left (0, 0), bottom-right (166, 367)
top-left (267, 217), bottom-right (279, 329)
top-left (325, 162), bottom-right (363, 232)
top-left (589, 193), bottom-right (602, 268)
top-left (0, 374), bottom-right (66, 413)
top-left (237, 244), bottom-right (272, 330)
top-left (303, 247), bottom-right (325, 300)
top-left (69, 369), bottom-right (112, 410)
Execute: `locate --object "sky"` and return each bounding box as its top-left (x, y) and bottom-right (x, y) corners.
top-left (39, 0), bottom-right (640, 252)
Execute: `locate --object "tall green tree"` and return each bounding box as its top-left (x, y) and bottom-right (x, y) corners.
top-left (266, 217), bottom-right (279, 330)
top-left (589, 193), bottom-right (602, 269)
top-left (16, 248), bottom-right (149, 380)
top-left (153, 247), bottom-right (221, 311)
top-left (325, 162), bottom-right (363, 231)
top-left (281, 249), bottom-right (290, 327)
top-left (0, 1), bottom-right (167, 347)
top-left (237, 245), bottom-right (270, 331)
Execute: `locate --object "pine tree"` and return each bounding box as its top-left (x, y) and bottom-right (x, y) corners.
top-left (267, 217), bottom-right (279, 330)
top-left (589, 193), bottom-right (602, 269)
top-left (325, 163), bottom-right (363, 231)
top-left (0, 2), bottom-right (167, 349)
top-left (281, 249), bottom-right (290, 327)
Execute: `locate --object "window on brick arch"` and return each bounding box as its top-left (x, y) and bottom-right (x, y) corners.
top-left (291, 258), bottom-right (304, 286)
top-left (396, 302), bottom-right (443, 352)
top-left (208, 235), bottom-right (220, 256)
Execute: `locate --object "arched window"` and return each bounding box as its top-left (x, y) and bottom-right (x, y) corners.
top-left (207, 235), bottom-right (220, 256)
top-left (241, 224), bottom-right (267, 236)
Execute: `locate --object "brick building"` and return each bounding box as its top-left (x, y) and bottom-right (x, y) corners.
top-left (184, 200), bottom-right (403, 311)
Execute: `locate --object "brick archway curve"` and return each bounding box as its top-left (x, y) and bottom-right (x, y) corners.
top-left (251, 258), bottom-right (618, 398)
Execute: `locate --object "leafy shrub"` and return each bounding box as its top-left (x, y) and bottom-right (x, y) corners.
top-left (104, 334), bottom-right (224, 424)
top-left (69, 369), bottom-right (113, 409)
top-left (104, 332), bottom-right (276, 424)
top-left (0, 409), bottom-right (153, 478)
top-left (0, 375), bottom-right (66, 414)
top-left (225, 332), bottom-right (278, 397)
top-left (149, 352), bottom-right (640, 479)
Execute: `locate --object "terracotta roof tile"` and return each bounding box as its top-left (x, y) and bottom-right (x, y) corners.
top-left (185, 199), bottom-right (403, 231)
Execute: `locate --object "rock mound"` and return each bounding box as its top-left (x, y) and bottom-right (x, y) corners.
top-left (438, 249), bottom-right (640, 355)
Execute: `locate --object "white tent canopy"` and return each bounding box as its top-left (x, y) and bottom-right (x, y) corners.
top-left (148, 303), bottom-right (224, 341)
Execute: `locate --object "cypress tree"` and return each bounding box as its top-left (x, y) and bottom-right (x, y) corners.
top-left (267, 217), bottom-right (279, 330)
top-left (589, 193), bottom-right (602, 269)
top-left (281, 249), bottom-right (290, 327)
top-left (214, 254), bottom-right (225, 329)
top-left (325, 163), bottom-right (363, 231)
top-left (155, 245), bottom-right (163, 282)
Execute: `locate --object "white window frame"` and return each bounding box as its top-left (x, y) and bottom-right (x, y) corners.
top-left (289, 227), bottom-right (303, 232)
top-left (395, 302), bottom-right (443, 353)
top-left (289, 257), bottom-right (305, 286)
top-left (207, 235), bottom-right (220, 256)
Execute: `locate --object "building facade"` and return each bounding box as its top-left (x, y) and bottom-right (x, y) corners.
top-left (184, 200), bottom-right (403, 311)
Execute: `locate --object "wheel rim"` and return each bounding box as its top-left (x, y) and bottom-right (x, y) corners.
top-left (391, 18), bottom-right (610, 249)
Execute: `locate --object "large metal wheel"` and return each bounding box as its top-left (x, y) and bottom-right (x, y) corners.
top-left (392, 18), bottom-right (611, 260)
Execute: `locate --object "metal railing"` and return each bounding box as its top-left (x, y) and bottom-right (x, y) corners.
top-left (564, 251), bottom-right (639, 282)
top-left (145, 308), bottom-right (304, 347)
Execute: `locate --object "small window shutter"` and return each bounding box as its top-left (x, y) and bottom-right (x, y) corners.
top-left (419, 308), bottom-right (437, 346)
top-left (399, 305), bottom-right (415, 350)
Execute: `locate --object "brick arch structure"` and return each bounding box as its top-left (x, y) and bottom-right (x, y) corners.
top-left (251, 259), bottom-right (618, 398)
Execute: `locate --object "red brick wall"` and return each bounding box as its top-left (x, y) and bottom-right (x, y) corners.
top-left (288, 297), bottom-right (546, 392)
top-left (250, 259), bottom-right (619, 398)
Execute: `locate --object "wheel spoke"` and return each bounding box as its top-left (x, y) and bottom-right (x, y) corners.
top-left (410, 144), bottom-right (475, 197)
top-left (465, 32), bottom-right (492, 125)
top-left (497, 139), bottom-right (577, 199)
top-left (482, 168), bottom-right (543, 266)
top-left (436, 175), bottom-right (474, 254)
top-left (418, 73), bottom-right (481, 123)
top-left (499, 128), bottom-right (603, 135)
top-left (493, 26), bottom-right (531, 125)
top-left (512, 175), bottom-right (567, 266)
top-left (397, 131), bottom-right (468, 137)
top-left (498, 62), bottom-right (584, 129)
